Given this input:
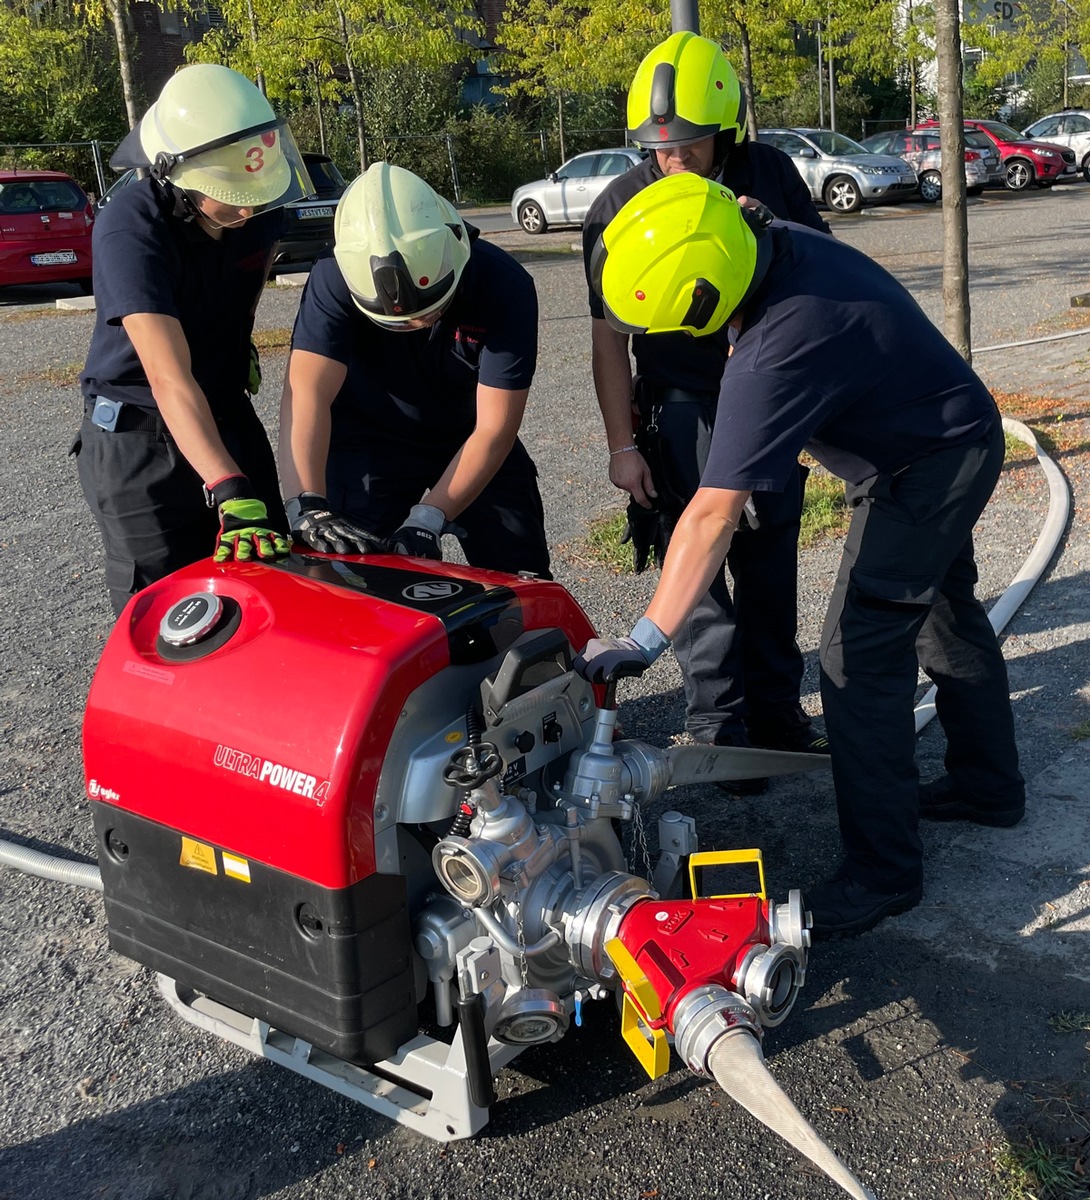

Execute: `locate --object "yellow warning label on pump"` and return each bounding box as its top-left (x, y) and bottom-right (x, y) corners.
top-left (222, 853), bottom-right (251, 883)
top-left (179, 837), bottom-right (217, 875)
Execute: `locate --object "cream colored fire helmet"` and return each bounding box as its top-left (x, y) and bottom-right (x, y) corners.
top-left (333, 162), bottom-right (470, 327)
top-left (111, 64), bottom-right (312, 211)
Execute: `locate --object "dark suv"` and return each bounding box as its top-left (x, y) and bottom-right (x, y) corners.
top-left (914, 119), bottom-right (1077, 191)
top-left (274, 153), bottom-right (347, 267)
top-left (96, 152), bottom-right (348, 268)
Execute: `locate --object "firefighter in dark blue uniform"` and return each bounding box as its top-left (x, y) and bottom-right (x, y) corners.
top-left (77, 64), bottom-right (310, 616)
top-left (279, 162), bottom-right (549, 577)
top-left (582, 33), bottom-right (832, 791)
top-left (577, 174), bottom-right (1025, 938)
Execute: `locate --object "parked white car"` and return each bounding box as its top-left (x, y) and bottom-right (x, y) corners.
top-left (757, 128), bottom-right (918, 213)
top-left (1022, 110), bottom-right (1090, 182)
top-left (510, 147), bottom-right (646, 234)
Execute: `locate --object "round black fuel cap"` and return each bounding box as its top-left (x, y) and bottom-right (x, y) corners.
top-left (159, 592), bottom-right (224, 647)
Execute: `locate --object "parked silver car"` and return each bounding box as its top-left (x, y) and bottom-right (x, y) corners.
top-left (858, 129), bottom-right (1000, 202)
top-left (510, 147), bottom-right (646, 234)
top-left (757, 128), bottom-right (918, 213)
top-left (1022, 110), bottom-right (1090, 181)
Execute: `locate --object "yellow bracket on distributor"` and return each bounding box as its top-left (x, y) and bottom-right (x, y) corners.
top-left (687, 848), bottom-right (766, 902)
top-left (605, 937), bottom-right (671, 1080)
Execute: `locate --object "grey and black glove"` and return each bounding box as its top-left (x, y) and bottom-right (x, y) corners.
top-left (285, 492), bottom-right (386, 555)
top-left (208, 474), bottom-right (290, 564)
top-left (620, 496), bottom-right (675, 573)
top-left (389, 503), bottom-right (458, 561)
top-left (573, 617), bottom-right (671, 684)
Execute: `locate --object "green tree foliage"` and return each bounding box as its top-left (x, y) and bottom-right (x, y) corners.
top-left (187, 0), bottom-right (481, 170)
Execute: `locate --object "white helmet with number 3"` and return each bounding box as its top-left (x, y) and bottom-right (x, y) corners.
top-left (111, 64), bottom-right (312, 212)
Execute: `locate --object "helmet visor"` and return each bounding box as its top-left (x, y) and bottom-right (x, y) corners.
top-left (172, 122), bottom-right (314, 213)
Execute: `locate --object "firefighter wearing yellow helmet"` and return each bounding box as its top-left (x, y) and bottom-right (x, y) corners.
top-left (578, 171), bottom-right (1024, 938)
top-left (278, 163), bottom-right (550, 575)
top-left (76, 65), bottom-right (312, 616)
top-left (581, 31), bottom-right (831, 793)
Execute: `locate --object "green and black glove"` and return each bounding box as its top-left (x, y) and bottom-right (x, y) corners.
top-left (247, 340), bottom-right (261, 397)
top-left (208, 474), bottom-right (290, 564)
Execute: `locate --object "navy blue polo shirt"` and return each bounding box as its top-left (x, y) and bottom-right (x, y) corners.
top-left (289, 232), bottom-right (537, 450)
top-left (701, 223), bottom-right (999, 491)
top-left (80, 178), bottom-right (279, 414)
top-left (583, 142), bottom-right (830, 393)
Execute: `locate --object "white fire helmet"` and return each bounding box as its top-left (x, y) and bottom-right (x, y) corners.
top-left (111, 64), bottom-right (312, 212)
top-left (333, 162), bottom-right (470, 328)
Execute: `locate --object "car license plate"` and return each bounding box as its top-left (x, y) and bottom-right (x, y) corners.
top-left (297, 206), bottom-right (333, 220)
top-left (31, 250), bottom-right (77, 265)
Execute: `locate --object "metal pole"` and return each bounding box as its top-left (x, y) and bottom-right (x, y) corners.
top-left (817, 24), bottom-right (825, 127)
top-left (670, 0), bottom-right (699, 34)
top-left (446, 134), bottom-right (462, 204)
top-left (91, 140), bottom-right (106, 196)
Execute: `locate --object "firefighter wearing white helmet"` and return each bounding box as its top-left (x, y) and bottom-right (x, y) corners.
top-left (279, 163), bottom-right (550, 575)
top-left (581, 31), bottom-right (832, 795)
top-left (77, 64), bottom-right (313, 616)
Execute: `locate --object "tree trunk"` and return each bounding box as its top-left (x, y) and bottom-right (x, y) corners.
top-left (829, 47), bottom-right (836, 131)
top-left (557, 90), bottom-right (566, 164)
top-left (739, 21), bottom-right (758, 141)
top-left (245, 0), bottom-right (266, 96)
top-left (908, 0), bottom-right (917, 127)
top-left (336, 3), bottom-right (368, 171)
top-left (313, 62), bottom-right (327, 157)
top-left (106, 0), bottom-right (139, 129)
top-left (935, 0), bottom-right (971, 360)
top-left (817, 23), bottom-right (825, 126)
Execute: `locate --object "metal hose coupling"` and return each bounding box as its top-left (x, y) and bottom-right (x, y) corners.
top-left (672, 984), bottom-right (762, 1076)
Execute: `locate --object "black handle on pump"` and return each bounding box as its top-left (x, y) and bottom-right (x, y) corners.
top-left (456, 991), bottom-right (497, 1110)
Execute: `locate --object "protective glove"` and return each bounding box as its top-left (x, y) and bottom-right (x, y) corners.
top-left (573, 617), bottom-right (670, 684)
top-left (247, 340), bottom-right (261, 397)
top-left (389, 503), bottom-right (458, 561)
top-left (285, 492), bottom-right (386, 555)
top-left (208, 475), bottom-right (290, 564)
top-left (620, 495), bottom-right (674, 573)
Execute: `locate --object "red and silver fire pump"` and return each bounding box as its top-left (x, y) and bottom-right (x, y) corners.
top-left (82, 551), bottom-right (874, 1198)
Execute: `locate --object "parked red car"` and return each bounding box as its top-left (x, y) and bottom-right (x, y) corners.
top-left (915, 119), bottom-right (1078, 191)
top-left (0, 169), bottom-right (94, 291)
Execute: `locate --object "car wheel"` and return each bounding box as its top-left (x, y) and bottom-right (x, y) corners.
top-left (1005, 158), bottom-right (1034, 191)
top-left (824, 175), bottom-right (862, 213)
top-left (1082, 155), bottom-right (1090, 183)
top-left (966, 186), bottom-right (984, 197)
top-left (919, 170), bottom-right (942, 203)
top-left (518, 201), bottom-right (547, 234)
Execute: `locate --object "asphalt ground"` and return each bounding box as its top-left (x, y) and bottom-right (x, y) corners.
top-left (0, 184), bottom-right (1087, 1200)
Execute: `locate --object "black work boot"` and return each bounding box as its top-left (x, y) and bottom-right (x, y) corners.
top-left (807, 874), bottom-right (923, 939)
top-left (918, 777), bottom-right (1025, 828)
top-left (748, 704), bottom-right (830, 755)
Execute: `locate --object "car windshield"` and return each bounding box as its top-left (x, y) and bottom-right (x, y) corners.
top-left (976, 121), bottom-right (1026, 142)
top-left (803, 131), bottom-right (871, 156)
top-left (0, 178), bottom-right (86, 214)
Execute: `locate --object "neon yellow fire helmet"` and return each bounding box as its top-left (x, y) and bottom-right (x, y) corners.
top-left (627, 32), bottom-right (746, 151)
top-left (590, 172), bottom-right (771, 337)
top-left (334, 162), bottom-right (470, 328)
top-left (111, 64), bottom-right (312, 212)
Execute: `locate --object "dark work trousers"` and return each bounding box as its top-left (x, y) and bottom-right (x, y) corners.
top-left (648, 389), bottom-right (806, 741)
top-left (327, 436), bottom-right (552, 579)
top-left (819, 421), bottom-right (1024, 894)
top-left (73, 398), bottom-right (285, 618)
